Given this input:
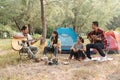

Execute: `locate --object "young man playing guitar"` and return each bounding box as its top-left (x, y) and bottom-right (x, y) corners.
top-left (85, 21), bottom-right (107, 62)
top-left (13, 25), bottom-right (39, 60)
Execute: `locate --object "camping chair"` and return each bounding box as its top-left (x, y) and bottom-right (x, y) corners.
top-left (103, 48), bottom-right (109, 55)
top-left (104, 42), bottom-right (111, 55)
top-left (19, 49), bottom-right (28, 60)
top-left (93, 33), bottom-right (110, 55)
top-left (95, 42), bottom-right (110, 56)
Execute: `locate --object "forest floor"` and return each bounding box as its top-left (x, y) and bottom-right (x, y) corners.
top-left (0, 39), bottom-right (120, 80)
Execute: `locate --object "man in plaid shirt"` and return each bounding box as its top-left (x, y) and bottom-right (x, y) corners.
top-left (85, 21), bottom-right (107, 62)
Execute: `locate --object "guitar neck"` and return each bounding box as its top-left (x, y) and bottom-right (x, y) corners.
top-left (30, 37), bottom-right (42, 45)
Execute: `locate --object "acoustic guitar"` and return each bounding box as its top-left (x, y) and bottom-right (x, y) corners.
top-left (12, 37), bottom-right (42, 51)
top-left (88, 34), bottom-right (102, 43)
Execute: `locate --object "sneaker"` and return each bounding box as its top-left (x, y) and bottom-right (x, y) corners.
top-left (84, 58), bottom-right (91, 61)
top-left (99, 56), bottom-right (107, 62)
top-left (35, 58), bottom-right (41, 62)
top-left (92, 57), bottom-right (100, 61)
top-left (41, 55), bottom-right (48, 61)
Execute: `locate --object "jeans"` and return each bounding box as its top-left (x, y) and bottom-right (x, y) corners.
top-left (20, 46), bottom-right (38, 59)
top-left (86, 42), bottom-right (105, 59)
top-left (69, 50), bottom-right (85, 59)
top-left (43, 46), bottom-right (58, 57)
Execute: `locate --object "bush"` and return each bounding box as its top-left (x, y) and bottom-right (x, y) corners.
top-left (115, 27), bottom-right (120, 32)
top-left (32, 34), bottom-right (41, 39)
top-left (34, 26), bottom-right (54, 38)
top-left (0, 24), bottom-right (16, 38)
top-left (47, 27), bottom-right (54, 38)
top-left (34, 27), bottom-right (42, 34)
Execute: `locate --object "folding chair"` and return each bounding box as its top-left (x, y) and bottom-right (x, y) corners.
top-left (19, 49), bottom-right (28, 60)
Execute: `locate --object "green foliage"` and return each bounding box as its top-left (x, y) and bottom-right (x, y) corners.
top-left (34, 26), bottom-right (54, 38)
top-left (0, 24), bottom-right (15, 38)
top-left (32, 34), bottom-right (41, 39)
top-left (47, 27), bottom-right (54, 38)
top-left (115, 28), bottom-right (120, 32)
top-left (106, 15), bottom-right (120, 30)
top-left (0, 0), bottom-right (120, 34)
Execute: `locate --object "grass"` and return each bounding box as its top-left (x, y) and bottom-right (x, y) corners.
top-left (0, 38), bottom-right (120, 80)
top-left (0, 39), bottom-right (12, 50)
top-left (0, 51), bottom-right (33, 68)
top-left (0, 52), bottom-right (18, 68)
top-left (0, 54), bottom-right (119, 80)
top-left (0, 39), bottom-right (44, 68)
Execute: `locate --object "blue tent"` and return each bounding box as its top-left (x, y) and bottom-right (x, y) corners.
top-left (57, 28), bottom-right (77, 51)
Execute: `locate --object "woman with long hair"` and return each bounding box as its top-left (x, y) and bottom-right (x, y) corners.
top-left (43, 31), bottom-right (61, 57)
top-left (69, 36), bottom-right (86, 61)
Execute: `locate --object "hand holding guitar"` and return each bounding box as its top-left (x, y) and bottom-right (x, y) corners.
top-left (12, 37), bottom-right (43, 51)
top-left (31, 37), bottom-right (43, 45)
top-left (88, 34), bottom-right (102, 43)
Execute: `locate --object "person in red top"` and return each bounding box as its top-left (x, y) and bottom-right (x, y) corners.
top-left (85, 21), bottom-right (107, 62)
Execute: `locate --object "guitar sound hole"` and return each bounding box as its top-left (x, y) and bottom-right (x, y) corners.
top-left (22, 40), bottom-right (26, 43)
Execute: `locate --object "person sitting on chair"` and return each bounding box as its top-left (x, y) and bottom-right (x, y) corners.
top-left (69, 36), bottom-right (85, 61)
top-left (85, 21), bottom-right (107, 62)
top-left (13, 25), bottom-right (39, 60)
top-left (43, 31), bottom-right (61, 57)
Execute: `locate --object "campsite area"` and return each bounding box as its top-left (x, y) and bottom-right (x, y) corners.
top-left (0, 37), bottom-right (120, 80)
top-left (1, 0), bottom-right (120, 80)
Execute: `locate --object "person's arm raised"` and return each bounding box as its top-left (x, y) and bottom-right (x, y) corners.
top-left (13, 35), bottom-right (26, 39)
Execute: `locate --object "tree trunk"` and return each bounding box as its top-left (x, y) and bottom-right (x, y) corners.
top-left (13, 17), bottom-right (21, 31)
top-left (28, 24), bottom-right (31, 34)
top-left (73, 23), bottom-right (76, 31)
top-left (72, 12), bottom-right (77, 31)
top-left (40, 0), bottom-right (47, 44)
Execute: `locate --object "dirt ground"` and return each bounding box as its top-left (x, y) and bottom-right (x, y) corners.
top-left (0, 53), bottom-right (120, 80)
